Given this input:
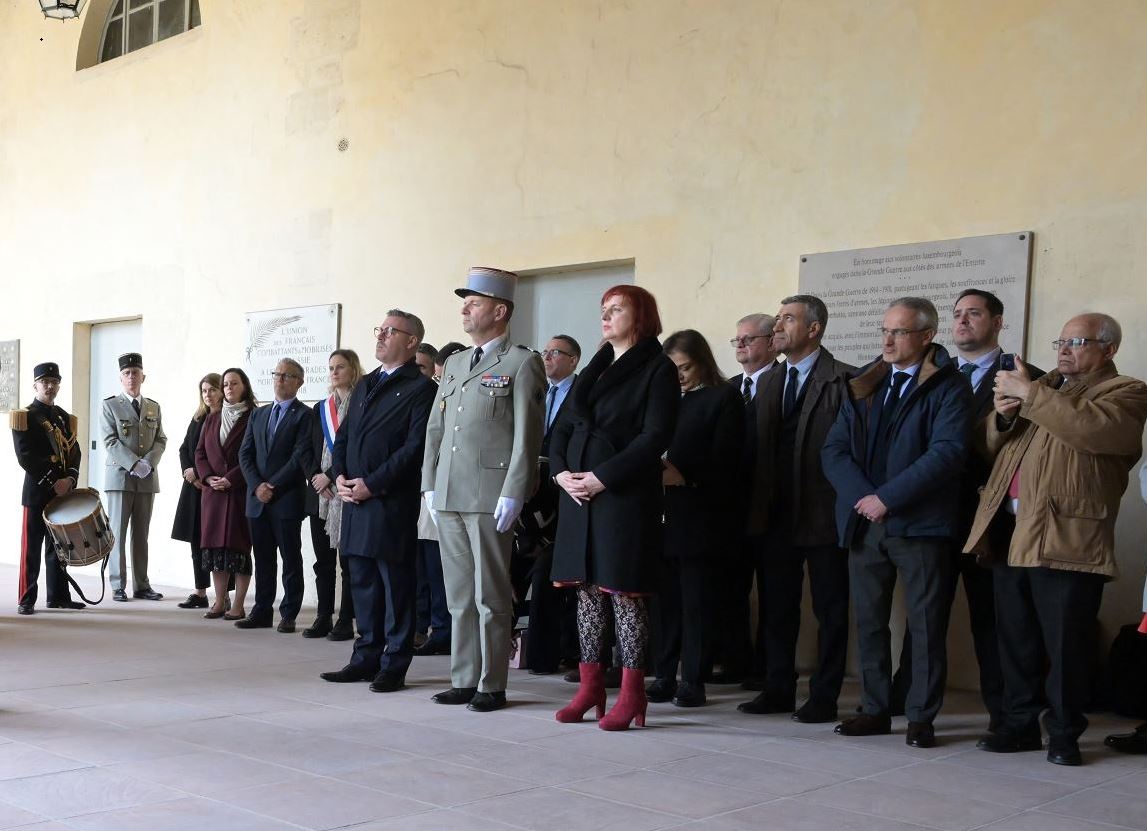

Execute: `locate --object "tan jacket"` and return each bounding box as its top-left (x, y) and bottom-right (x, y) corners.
top-left (964, 362), bottom-right (1147, 577)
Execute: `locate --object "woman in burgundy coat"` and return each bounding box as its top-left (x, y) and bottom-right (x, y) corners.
top-left (195, 368), bottom-right (257, 619)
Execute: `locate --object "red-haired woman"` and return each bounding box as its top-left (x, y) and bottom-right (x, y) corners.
top-left (550, 285), bottom-right (680, 730)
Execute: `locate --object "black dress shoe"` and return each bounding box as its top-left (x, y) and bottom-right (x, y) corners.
top-left (17, 604), bottom-right (33, 615)
top-left (432, 686), bottom-right (478, 705)
top-left (673, 682), bottom-right (706, 708)
top-left (327, 618), bottom-right (355, 641)
top-left (133, 588), bottom-right (164, 601)
top-left (834, 713), bottom-right (893, 736)
top-left (467, 691), bottom-right (507, 712)
top-left (177, 594), bottom-right (208, 609)
top-left (737, 691), bottom-right (796, 715)
top-left (906, 721), bottom-right (936, 748)
top-left (646, 678), bottom-right (676, 703)
top-left (1047, 738), bottom-right (1082, 766)
top-left (234, 615), bottom-right (273, 629)
top-left (370, 672), bottom-right (407, 693)
top-left (276, 619), bottom-right (296, 633)
top-left (113, 589), bottom-right (129, 602)
top-left (302, 616), bottom-right (332, 638)
top-left (792, 699), bottom-right (838, 724)
top-left (320, 665), bottom-right (375, 683)
top-left (47, 599), bottom-right (86, 610)
top-left (603, 666), bottom-right (622, 689)
top-left (977, 728), bottom-right (1043, 753)
top-left (413, 638), bottom-right (451, 656)
top-left (563, 667), bottom-right (580, 683)
top-left (1105, 723), bottom-right (1147, 754)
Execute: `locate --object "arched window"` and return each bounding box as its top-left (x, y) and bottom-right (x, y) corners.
top-left (99, 0), bottom-right (201, 63)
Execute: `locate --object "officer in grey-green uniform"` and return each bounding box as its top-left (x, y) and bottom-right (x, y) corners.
top-left (422, 267), bottom-right (546, 712)
top-left (101, 352), bottom-right (167, 602)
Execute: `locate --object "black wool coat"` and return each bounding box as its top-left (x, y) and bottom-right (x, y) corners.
top-left (330, 360), bottom-right (436, 562)
top-left (171, 416), bottom-right (204, 544)
top-left (550, 337), bottom-right (680, 593)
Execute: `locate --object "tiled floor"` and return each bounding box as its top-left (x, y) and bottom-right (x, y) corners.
top-left (1, 563), bottom-right (1144, 830)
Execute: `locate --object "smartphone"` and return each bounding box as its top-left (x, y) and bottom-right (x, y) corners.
top-left (999, 353), bottom-right (1016, 372)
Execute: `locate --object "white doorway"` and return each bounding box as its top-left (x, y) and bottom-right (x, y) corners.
top-left (87, 319), bottom-right (142, 489)
top-left (513, 262), bottom-right (635, 357)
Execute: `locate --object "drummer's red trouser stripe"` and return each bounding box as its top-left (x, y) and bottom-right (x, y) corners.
top-left (18, 507), bottom-right (30, 601)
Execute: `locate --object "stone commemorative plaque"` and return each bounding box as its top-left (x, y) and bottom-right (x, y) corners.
top-left (0, 340), bottom-right (18, 413)
top-left (798, 232), bottom-right (1033, 367)
top-left (245, 304), bottom-right (341, 402)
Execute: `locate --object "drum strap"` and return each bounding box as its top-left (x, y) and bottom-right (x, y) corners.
top-left (64, 555), bottom-right (109, 605)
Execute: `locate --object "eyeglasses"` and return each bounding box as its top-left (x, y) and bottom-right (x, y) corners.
top-left (1052, 337), bottom-right (1108, 350)
top-left (729, 334), bottom-right (772, 347)
top-left (270, 371), bottom-right (301, 381)
top-left (878, 327), bottom-right (929, 339)
top-left (374, 325), bottom-right (415, 339)
top-left (540, 349), bottom-right (575, 359)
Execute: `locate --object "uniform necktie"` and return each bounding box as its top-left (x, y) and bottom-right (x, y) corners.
top-left (883, 371), bottom-right (911, 422)
top-left (960, 362), bottom-right (977, 386)
top-left (470, 346), bottom-right (484, 371)
top-left (742, 376), bottom-right (753, 405)
top-left (546, 384), bottom-right (558, 429)
top-left (783, 366), bottom-right (799, 418)
top-left (131, 398), bottom-right (141, 418)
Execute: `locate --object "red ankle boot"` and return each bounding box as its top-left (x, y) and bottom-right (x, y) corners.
top-left (555, 662), bottom-right (607, 723)
top-left (599, 667), bottom-right (647, 731)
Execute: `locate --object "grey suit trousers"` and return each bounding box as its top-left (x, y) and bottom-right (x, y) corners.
top-left (436, 511), bottom-right (513, 693)
top-left (105, 489), bottom-right (154, 592)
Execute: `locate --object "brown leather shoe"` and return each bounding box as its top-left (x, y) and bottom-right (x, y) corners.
top-left (834, 713), bottom-right (892, 736)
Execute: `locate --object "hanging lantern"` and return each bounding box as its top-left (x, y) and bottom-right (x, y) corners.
top-left (39, 0), bottom-right (87, 19)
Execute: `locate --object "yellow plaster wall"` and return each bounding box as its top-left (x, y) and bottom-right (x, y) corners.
top-left (2, 0), bottom-right (1146, 685)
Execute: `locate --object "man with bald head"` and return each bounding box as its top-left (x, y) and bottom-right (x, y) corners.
top-left (966, 313), bottom-right (1147, 766)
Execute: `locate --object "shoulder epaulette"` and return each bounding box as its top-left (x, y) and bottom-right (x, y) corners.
top-left (68, 414), bottom-right (78, 434)
top-left (515, 344), bottom-right (532, 351)
top-left (104, 395), bottom-right (116, 401)
top-left (9, 409), bottom-right (28, 431)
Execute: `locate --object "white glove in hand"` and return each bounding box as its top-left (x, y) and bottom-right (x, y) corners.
top-left (423, 491), bottom-right (438, 527)
top-left (493, 496), bottom-right (523, 534)
top-left (131, 459), bottom-right (153, 478)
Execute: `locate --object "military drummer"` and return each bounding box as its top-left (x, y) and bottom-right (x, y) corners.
top-left (101, 352), bottom-right (167, 602)
top-left (422, 266), bottom-right (546, 712)
top-left (11, 362), bottom-right (84, 615)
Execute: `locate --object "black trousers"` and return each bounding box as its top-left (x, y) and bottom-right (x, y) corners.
top-left (892, 550), bottom-right (1004, 727)
top-left (993, 558), bottom-right (1104, 742)
top-left (713, 532), bottom-right (761, 678)
top-left (19, 506), bottom-right (71, 607)
top-left (655, 556), bottom-right (714, 684)
top-left (249, 515), bottom-right (304, 622)
top-left (521, 544), bottom-right (575, 672)
top-left (761, 537), bottom-right (850, 705)
top-left (188, 542), bottom-right (211, 591)
top-left (850, 523), bottom-right (953, 723)
top-left (308, 515), bottom-right (354, 620)
top-left (348, 551), bottom-right (416, 677)
top-left (415, 539), bottom-right (451, 639)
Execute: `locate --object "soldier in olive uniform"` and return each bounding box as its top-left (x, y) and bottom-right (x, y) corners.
top-left (101, 352), bottom-right (167, 602)
top-left (11, 362), bottom-right (84, 614)
top-left (422, 267), bottom-right (546, 712)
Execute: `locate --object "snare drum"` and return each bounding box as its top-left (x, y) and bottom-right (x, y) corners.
top-left (43, 488), bottom-right (115, 568)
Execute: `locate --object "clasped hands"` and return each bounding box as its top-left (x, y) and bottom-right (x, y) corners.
top-left (854, 493), bottom-right (888, 523)
top-left (555, 470), bottom-right (605, 506)
top-left (336, 474), bottom-right (373, 504)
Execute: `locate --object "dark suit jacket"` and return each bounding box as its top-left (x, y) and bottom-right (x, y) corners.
top-left (304, 398), bottom-right (337, 517)
top-left (12, 399), bottom-right (81, 508)
top-left (748, 347), bottom-right (854, 547)
top-left (330, 360), bottom-right (436, 561)
top-left (550, 337), bottom-right (680, 592)
top-left (239, 398), bottom-right (313, 521)
top-left (728, 362), bottom-right (780, 531)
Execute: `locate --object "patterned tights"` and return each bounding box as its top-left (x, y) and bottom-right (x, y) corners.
top-left (575, 585), bottom-right (649, 669)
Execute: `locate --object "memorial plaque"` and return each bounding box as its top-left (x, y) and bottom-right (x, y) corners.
top-left (799, 232), bottom-right (1033, 367)
top-left (245, 304), bottom-right (340, 402)
top-left (0, 340), bottom-right (18, 413)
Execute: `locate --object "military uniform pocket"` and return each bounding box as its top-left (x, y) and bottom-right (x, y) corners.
top-left (481, 386), bottom-right (511, 419)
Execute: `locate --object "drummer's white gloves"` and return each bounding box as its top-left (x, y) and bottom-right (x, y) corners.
top-left (130, 459), bottom-right (152, 478)
top-left (423, 491), bottom-right (438, 527)
top-left (494, 497), bottom-right (523, 534)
